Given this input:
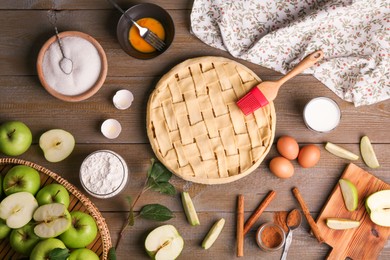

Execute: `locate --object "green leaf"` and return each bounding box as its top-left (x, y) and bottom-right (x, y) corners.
top-left (139, 204), bottom-right (174, 221)
top-left (126, 196), bottom-right (134, 226)
top-left (48, 248), bottom-right (70, 260)
top-left (147, 158), bottom-right (156, 178)
top-left (148, 179), bottom-right (176, 196)
top-left (108, 247), bottom-right (117, 260)
top-left (149, 161), bottom-right (172, 183)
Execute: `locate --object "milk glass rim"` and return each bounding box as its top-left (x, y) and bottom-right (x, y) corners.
top-left (303, 96), bottom-right (341, 133)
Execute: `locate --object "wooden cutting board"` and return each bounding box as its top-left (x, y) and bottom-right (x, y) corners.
top-left (316, 163), bottom-right (390, 259)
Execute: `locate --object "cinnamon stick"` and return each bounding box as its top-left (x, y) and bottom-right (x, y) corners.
top-left (236, 194), bottom-right (244, 257)
top-left (243, 190), bottom-right (276, 235)
top-left (292, 187), bottom-right (324, 243)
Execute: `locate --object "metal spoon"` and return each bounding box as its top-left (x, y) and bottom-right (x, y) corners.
top-left (54, 26), bottom-right (73, 75)
top-left (281, 209), bottom-right (302, 260)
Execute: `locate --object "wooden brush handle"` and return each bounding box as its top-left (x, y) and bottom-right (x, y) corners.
top-left (278, 50), bottom-right (324, 85)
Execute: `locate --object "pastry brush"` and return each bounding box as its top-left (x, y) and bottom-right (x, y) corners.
top-left (237, 50), bottom-right (324, 115)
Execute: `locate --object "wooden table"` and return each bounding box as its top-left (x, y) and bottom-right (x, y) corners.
top-left (0, 1), bottom-right (389, 259)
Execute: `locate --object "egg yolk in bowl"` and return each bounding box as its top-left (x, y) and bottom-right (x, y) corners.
top-left (128, 18), bottom-right (165, 53)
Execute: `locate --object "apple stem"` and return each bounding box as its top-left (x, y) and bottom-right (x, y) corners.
top-left (7, 129), bottom-right (16, 138)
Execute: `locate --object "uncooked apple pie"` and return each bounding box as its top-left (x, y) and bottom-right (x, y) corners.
top-left (147, 56), bottom-right (276, 184)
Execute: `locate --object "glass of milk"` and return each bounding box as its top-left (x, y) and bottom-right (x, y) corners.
top-left (303, 97), bottom-right (341, 133)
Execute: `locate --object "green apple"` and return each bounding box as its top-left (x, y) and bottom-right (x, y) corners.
top-left (202, 218), bottom-right (225, 249)
top-left (366, 190), bottom-right (390, 227)
top-left (33, 203), bottom-right (71, 238)
top-left (326, 218), bottom-right (361, 230)
top-left (36, 183), bottom-right (70, 208)
top-left (68, 248), bottom-right (99, 260)
top-left (181, 192), bottom-right (200, 226)
top-left (30, 238), bottom-right (67, 260)
top-left (339, 179), bottom-right (358, 212)
top-left (9, 222), bottom-right (41, 255)
top-left (0, 121), bottom-right (32, 156)
top-left (0, 191), bottom-right (38, 228)
top-left (145, 225), bottom-right (184, 260)
top-left (0, 218), bottom-right (11, 239)
top-left (39, 129), bottom-right (75, 163)
top-left (59, 211), bottom-right (98, 248)
top-left (3, 165), bottom-right (41, 196)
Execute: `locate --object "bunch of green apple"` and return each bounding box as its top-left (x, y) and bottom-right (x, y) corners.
top-left (0, 165), bottom-right (99, 259)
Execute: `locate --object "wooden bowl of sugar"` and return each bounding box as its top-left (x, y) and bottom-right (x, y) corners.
top-left (37, 31), bottom-right (108, 102)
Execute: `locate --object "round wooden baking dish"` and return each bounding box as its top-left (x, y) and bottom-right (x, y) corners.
top-left (37, 31), bottom-right (108, 102)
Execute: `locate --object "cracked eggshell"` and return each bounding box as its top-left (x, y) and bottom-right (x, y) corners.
top-left (101, 119), bottom-right (122, 139)
top-left (113, 89), bottom-right (134, 110)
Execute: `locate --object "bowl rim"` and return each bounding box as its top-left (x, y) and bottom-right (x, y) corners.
top-left (37, 31), bottom-right (108, 102)
top-left (116, 2), bottom-right (175, 60)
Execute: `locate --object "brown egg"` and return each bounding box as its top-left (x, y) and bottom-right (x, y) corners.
top-left (277, 136), bottom-right (299, 160)
top-left (269, 157), bottom-right (294, 179)
top-left (298, 144), bottom-right (321, 168)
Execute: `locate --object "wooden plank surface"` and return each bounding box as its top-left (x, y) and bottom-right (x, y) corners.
top-left (0, 1), bottom-right (389, 259)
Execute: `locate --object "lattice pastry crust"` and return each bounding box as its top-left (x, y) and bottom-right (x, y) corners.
top-left (147, 56), bottom-right (276, 184)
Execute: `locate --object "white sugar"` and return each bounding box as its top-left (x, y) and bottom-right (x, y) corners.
top-left (42, 36), bottom-right (101, 96)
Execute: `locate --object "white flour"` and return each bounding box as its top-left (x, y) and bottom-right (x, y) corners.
top-left (42, 36), bottom-right (101, 96)
top-left (80, 150), bottom-right (128, 198)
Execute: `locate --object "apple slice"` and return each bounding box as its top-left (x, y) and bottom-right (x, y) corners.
top-left (366, 190), bottom-right (390, 227)
top-left (360, 136), bottom-right (380, 169)
top-left (326, 218), bottom-right (360, 230)
top-left (202, 218), bottom-right (225, 249)
top-left (0, 192), bottom-right (38, 229)
top-left (33, 203), bottom-right (71, 238)
top-left (339, 179), bottom-right (358, 212)
top-left (181, 192), bottom-right (200, 226)
top-left (145, 225), bottom-right (184, 260)
top-left (325, 142), bottom-right (359, 160)
top-left (39, 129), bottom-right (75, 163)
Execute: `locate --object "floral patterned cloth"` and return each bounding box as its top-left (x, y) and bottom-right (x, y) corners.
top-left (190, 0), bottom-right (390, 106)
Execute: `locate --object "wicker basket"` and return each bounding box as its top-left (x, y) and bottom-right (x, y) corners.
top-left (147, 56), bottom-right (276, 185)
top-left (0, 158), bottom-right (112, 259)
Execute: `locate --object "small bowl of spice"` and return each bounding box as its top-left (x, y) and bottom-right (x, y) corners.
top-left (256, 222), bottom-right (286, 252)
top-left (80, 150), bottom-right (128, 199)
top-left (116, 3), bottom-right (175, 59)
top-left (37, 31), bottom-right (108, 102)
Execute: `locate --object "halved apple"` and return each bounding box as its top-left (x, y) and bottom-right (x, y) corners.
top-left (33, 203), bottom-right (71, 238)
top-left (0, 192), bottom-right (38, 228)
top-left (39, 129), bottom-right (75, 163)
top-left (366, 190), bottom-right (390, 227)
top-left (145, 225), bottom-right (184, 260)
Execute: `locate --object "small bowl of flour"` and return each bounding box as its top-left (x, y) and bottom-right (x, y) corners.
top-left (37, 31), bottom-right (108, 102)
top-left (80, 150), bottom-right (128, 199)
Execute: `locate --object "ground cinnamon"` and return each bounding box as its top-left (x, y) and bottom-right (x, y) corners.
top-left (261, 225), bottom-right (283, 248)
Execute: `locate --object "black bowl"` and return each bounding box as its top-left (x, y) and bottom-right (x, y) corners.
top-left (116, 3), bottom-right (175, 59)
